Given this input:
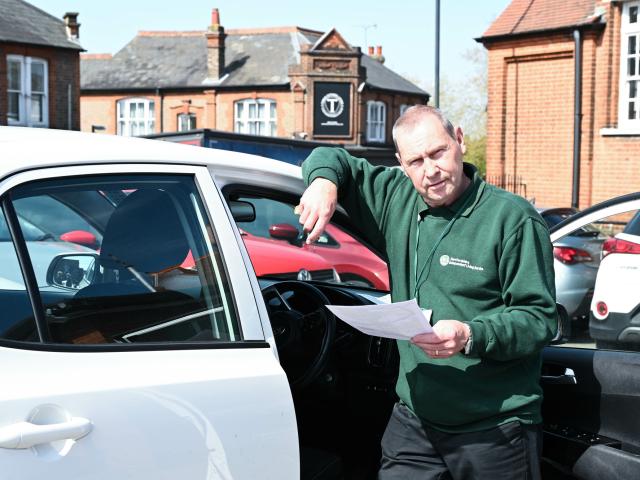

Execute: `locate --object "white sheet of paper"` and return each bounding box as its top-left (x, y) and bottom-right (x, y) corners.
top-left (326, 299), bottom-right (433, 340)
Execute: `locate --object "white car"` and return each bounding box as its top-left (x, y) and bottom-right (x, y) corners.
top-left (589, 206), bottom-right (640, 348)
top-left (1, 127), bottom-right (640, 480)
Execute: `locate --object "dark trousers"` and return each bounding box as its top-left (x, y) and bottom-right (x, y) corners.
top-left (379, 402), bottom-right (542, 480)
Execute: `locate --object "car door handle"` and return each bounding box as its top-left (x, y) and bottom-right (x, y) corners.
top-left (0, 416), bottom-right (92, 449)
top-left (541, 368), bottom-right (577, 385)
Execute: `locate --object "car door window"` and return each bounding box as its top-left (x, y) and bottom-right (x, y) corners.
top-left (552, 207), bottom-right (640, 352)
top-left (1, 174), bottom-right (240, 345)
top-left (0, 209), bottom-right (39, 342)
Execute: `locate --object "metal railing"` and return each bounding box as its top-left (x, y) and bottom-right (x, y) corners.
top-left (485, 174), bottom-right (527, 198)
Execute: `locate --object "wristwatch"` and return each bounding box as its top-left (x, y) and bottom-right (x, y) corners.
top-left (463, 324), bottom-right (473, 355)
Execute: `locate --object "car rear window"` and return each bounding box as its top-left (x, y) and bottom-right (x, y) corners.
top-left (624, 211), bottom-right (640, 235)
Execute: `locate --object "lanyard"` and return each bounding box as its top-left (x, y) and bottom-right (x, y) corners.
top-left (413, 193), bottom-right (474, 300)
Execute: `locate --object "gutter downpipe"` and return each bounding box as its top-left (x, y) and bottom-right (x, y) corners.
top-left (156, 88), bottom-right (164, 133)
top-left (572, 29), bottom-right (582, 209)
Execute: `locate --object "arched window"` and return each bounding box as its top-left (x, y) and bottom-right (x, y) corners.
top-left (366, 101), bottom-right (386, 142)
top-left (116, 98), bottom-right (155, 136)
top-left (234, 99), bottom-right (276, 136)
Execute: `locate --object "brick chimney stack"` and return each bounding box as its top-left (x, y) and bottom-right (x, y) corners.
top-left (64, 12), bottom-right (80, 40)
top-left (206, 8), bottom-right (226, 81)
top-left (375, 45), bottom-right (385, 64)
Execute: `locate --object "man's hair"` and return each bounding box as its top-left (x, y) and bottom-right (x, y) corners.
top-left (392, 105), bottom-right (456, 152)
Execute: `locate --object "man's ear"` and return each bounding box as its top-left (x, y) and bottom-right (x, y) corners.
top-left (395, 153), bottom-right (408, 176)
top-left (455, 126), bottom-right (466, 155)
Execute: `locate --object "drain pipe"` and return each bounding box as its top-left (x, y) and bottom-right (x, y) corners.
top-left (572, 29), bottom-right (582, 209)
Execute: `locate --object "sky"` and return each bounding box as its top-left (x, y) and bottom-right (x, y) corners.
top-left (29, 0), bottom-right (511, 88)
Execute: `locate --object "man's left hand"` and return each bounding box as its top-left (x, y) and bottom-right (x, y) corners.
top-left (411, 320), bottom-right (471, 359)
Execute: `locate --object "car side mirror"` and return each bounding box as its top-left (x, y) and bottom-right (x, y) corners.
top-left (229, 200), bottom-right (255, 222)
top-left (46, 253), bottom-right (98, 290)
top-left (59, 229), bottom-right (98, 248)
top-left (269, 223), bottom-right (302, 245)
top-left (550, 303), bottom-right (571, 345)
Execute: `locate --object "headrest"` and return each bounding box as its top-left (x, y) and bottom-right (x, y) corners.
top-left (99, 189), bottom-right (190, 273)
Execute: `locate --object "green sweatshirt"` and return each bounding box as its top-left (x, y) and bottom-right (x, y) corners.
top-left (302, 147), bottom-right (557, 433)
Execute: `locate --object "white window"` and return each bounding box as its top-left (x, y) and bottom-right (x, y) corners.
top-left (177, 113), bottom-right (196, 132)
top-left (234, 99), bottom-right (276, 136)
top-left (366, 101), bottom-right (386, 142)
top-left (6, 55), bottom-right (48, 127)
top-left (116, 98), bottom-right (155, 136)
top-left (619, 1), bottom-right (640, 128)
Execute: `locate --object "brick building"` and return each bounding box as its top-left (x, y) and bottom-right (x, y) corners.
top-left (0, 0), bottom-right (82, 130)
top-left (80, 9), bottom-right (428, 147)
top-left (479, 0), bottom-right (640, 208)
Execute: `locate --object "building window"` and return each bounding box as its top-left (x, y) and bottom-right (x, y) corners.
top-left (6, 55), bottom-right (48, 127)
top-left (117, 98), bottom-right (155, 136)
top-left (366, 101), bottom-right (386, 142)
top-left (234, 99), bottom-right (276, 136)
top-left (399, 104), bottom-right (411, 116)
top-left (619, 1), bottom-right (640, 128)
top-left (177, 113), bottom-right (196, 132)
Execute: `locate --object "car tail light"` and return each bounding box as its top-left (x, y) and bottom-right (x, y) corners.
top-left (553, 246), bottom-right (592, 264)
top-left (596, 301), bottom-right (608, 318)
top-left (602, 237), bottom-right (640, 257)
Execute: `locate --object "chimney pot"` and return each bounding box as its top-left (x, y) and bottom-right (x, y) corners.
top-left (376, 45), bottom-right (382, 55)
top-left (368, 46), bottom-right (374, 55)
top-left (211, 8), bottom-right (220, 26)
top-left (63, 12), bottom-right (80, 40)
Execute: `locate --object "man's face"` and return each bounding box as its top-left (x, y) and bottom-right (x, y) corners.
top-left (395, 115), bottom-right (468, 208)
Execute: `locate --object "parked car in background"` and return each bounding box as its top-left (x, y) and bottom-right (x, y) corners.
top-left (538, 207), bottom-right (606, 332)
top-left (589, 208), bottom-right (640, 349)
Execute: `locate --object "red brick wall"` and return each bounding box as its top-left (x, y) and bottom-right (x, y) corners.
top-left (0, 43), bottom-right (80, 130)
top-left (485, 0), bottom-right (640, 208)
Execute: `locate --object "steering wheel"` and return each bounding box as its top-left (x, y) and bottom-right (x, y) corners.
top-left (261, 281), bottom-right (336, 390)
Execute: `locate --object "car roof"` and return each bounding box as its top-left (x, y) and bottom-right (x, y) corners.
top-left (0, 126), bottom-right (302, 182)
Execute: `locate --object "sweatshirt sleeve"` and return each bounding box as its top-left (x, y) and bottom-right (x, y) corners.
top-left (302, 147), bottom-right (404, 248)
top-left (467, 217), bottom-right (558, 360)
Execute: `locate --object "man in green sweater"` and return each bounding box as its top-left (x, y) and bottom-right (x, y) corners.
top-left (296, 105), bottom-right (557, 479)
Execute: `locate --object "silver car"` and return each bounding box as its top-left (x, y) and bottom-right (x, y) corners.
top-left (539, 207), bottom-right (607, 334)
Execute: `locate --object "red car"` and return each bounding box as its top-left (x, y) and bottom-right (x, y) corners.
top-left (268, 222), bottom-right (389, 290)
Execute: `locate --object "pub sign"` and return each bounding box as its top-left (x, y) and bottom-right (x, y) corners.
top-left (313, 82), bottom-right (351, 136)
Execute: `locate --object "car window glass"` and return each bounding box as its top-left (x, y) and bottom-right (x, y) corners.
top-left (13, 195), bottom-right (103, 245)
top-left (235, 194), bottom-right (390, 290)
top-left (0, 209), bottom-right (39, 343)
top-left (552, 207), bottom-right (640, 352)
top-left (7, 174), bottom-right (241, 345)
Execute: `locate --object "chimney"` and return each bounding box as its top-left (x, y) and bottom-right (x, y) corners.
top-left (368, 46), bottom-right (374, 56)
top-left (64, 12), bottom-right (80, 40)
top-left (206, 8), bottom-right (226, 81)
top-left (375, 45), bottom-right (385, 64)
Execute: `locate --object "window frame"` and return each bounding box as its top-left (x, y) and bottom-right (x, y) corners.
top-left (177, 113), bottom-right (197, 132)
top-left (6, 55), bottom-right (49, 128)
top-left (0, 163), bottom-right (268, 348)
top-left (618, 1), bottom-right (640, 129)
top-left (234, 98), bottom-right (277, 137)
top-left (116, 97), bottom-right (156, 137)
top-left (366, 100), bottom-right (386, 143)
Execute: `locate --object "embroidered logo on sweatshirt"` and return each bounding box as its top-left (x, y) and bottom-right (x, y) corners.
top-left (439, 255), bottom-right (484, 271)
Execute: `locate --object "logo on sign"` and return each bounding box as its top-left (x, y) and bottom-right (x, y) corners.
top-left (320, 93), bottom-right (344, 118)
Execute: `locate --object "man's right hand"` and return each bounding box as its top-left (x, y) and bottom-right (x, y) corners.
top-left (295, 178), bottom-right (338, 244)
